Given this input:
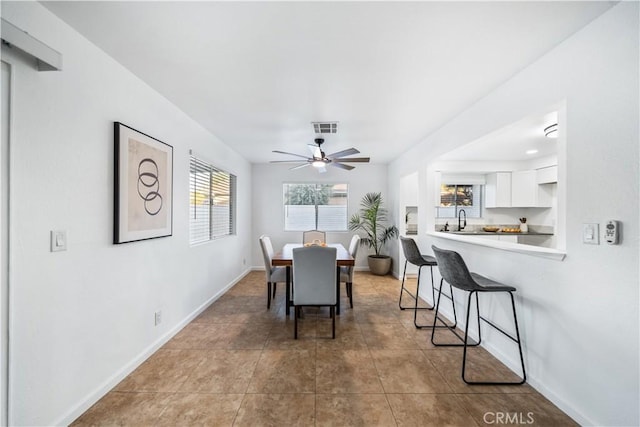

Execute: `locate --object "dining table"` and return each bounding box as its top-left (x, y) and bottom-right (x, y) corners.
top-left (272, 243), bottom-right (355, 316)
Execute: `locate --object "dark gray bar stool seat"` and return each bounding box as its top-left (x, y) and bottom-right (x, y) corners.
top-left (431, 245), bottom-right (526, 386)
top-left (399, 237), bottom-right (456, 329)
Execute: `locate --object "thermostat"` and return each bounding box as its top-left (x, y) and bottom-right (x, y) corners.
top-left (604, 220), bottom-right (619, 245)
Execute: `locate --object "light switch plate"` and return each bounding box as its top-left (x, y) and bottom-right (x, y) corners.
top-left (51, 230), bottom-right (67, 252)
top-left (582, 223), bottom-right (599, 245)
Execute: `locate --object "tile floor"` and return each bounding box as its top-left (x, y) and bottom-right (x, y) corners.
top-left (72, 271), bottom-right (577, 426)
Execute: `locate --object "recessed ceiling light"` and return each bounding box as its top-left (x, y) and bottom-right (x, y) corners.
top-left (544, 123), bottom-right (558, 138)
top-left (526, 149), bottom-right (538, 155)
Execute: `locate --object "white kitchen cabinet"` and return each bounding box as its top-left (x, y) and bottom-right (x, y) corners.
top-left (536, 165), bottom-right (558, 184)
top-left (511, 170), bottom-right (552, 207)
top-left (485, 172), bottom-right (511, 208)
top-left (499, 235), bottom-right (519, 243)
top-left (511, 170), bottom-right (537, 207)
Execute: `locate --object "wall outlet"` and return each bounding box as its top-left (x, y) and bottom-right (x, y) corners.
top-left (154, 311), bottom-right (162, 326)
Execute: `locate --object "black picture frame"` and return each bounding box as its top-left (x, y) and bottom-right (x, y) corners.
top-left (114, 122), bottom-right (173, 244)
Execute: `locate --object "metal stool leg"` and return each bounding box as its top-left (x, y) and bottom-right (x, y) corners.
top-left (461, 291), bottom-right (526, 385)
top-left (400, 261), bottom-right (435, 311)
top-left (415, 274), bottom-right (458, 329)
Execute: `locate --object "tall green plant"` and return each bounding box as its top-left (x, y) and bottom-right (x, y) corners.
top-left (349, 192), bottom-right (398, 256)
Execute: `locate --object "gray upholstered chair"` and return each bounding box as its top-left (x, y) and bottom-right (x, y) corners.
top-left (302, 230), bottom-right (326, 244)
top-left (431, 245), bottom-right (526, 385)
top-left (259, 235), bottom-right (287, 309)
top-left (339, 235), bottom-right (360, 308)
top-left (292, 245), bottom-right (337, 339)
top-left (399, 236), bottom-right (456, 329)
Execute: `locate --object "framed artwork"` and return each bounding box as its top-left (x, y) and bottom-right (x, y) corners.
top-left (114, 122), bottom-right (173, 244)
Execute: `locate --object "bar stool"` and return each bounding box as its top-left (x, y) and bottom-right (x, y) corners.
top-left (399, 237), bottom-right (456, 329)
top-left (431, 245), bottom-right (526, 385)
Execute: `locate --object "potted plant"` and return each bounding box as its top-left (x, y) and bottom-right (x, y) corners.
top-left (349, 192), bottom-right (399, 275)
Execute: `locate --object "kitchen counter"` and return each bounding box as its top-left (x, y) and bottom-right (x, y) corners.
top-left (444, 230), bottom-right (554, 236)
top-left (426, 230), bottom-right (565, 261)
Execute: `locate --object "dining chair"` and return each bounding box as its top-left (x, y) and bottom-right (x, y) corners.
top-left (259, 235), bottom-right (287, 309)
top-left (302, 230), bottom-right (326, 244)
top-left (339, 235), bottom-right (360, 308)
top-left (431, 245), bottom-right (526, 385)
top-left (292, 245), bottom-right (337, 339)
top-left (399, 236), bottom-right (457, 329)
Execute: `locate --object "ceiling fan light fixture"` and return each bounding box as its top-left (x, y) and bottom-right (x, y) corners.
top-left (544, 123), bottom-right (558, 139)
top-left (312, 160), bottom-right (325, 168)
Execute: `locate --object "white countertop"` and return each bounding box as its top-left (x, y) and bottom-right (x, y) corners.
top-left (426, 231), bottom-right (566, 261)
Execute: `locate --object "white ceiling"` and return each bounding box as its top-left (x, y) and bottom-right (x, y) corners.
top-left (438, 110), bottom-right (559, 162)
top-left (43, 1), bottom-right (613, 164)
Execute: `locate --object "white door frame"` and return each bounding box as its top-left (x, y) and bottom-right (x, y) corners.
top-left (1, 58), bottom-right (12, 427)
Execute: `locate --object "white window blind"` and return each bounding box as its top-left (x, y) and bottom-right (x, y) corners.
top-left (190, 155), bottom-right (236, 244)
top-left (283, 183), bottom-right (348, 231)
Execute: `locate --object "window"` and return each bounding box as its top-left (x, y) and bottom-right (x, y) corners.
top-left (190, 154), bottom-right (236, 244)
top-left (436, 184), bottom-right (482, 218)
top-left (283, 183), bottom-right (348, 231)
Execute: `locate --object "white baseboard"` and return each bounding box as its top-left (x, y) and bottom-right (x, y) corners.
top-left (55, 268), bottom-right (251, 426)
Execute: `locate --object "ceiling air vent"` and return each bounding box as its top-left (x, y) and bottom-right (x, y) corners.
top-left (312, 122), bottom-right (338, 134)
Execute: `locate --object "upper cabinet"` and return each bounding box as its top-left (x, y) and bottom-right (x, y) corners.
top-left (536, 165), bottom-right (558, 184)
top-left (486, 169), bottom-right (554, 208)
top-left (485, 172), bottom-right (512, 208)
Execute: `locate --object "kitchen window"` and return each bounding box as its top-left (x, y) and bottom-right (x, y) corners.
top-left (283, 183), bottom-right (348, 231)
top-left (189, 154), bottom-right (237, 244)
top-left (436, 184), bottom-right (482, 218)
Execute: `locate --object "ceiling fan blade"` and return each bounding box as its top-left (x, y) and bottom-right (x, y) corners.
top-left (272, 150), bottom-right (310, 160)
top-left (327, 148), bottom-right (359, 159)
top-left (333, 157), bottom-right (370, 163)
top-left (290, 163), bottom-right (311, 171)
top-left (270, 160), bottom-right (310, 164)
top-left (307, 144), bottom-right (321, 158)
top-left (330, 162), bottom-right (355, 171)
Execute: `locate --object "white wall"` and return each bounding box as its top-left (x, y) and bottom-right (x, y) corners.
top-left (251, 163), bottom-right (389, 271)
top-left (389, 3), bottom-right (639, 426)
top-left (1, 2), bottom-right (252, 426)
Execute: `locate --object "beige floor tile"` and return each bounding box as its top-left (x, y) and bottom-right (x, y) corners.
top-left (458, 392), bottom-right (579, 426)
top-left (360, 323), bottom-right (420, 349)
top-left (234, 394), bottom-right (315, 427)
top-left (71, 271), bottom-right (576, 426)
top-left (387, 393), bottom-right (479, 427)
top-left (156, 393), bottom-right (244, 426)
top-left (71, 391), bottom-right (172, 426)
top-left (247, 349), bottom-right (316, 393)
top-left (316, 323), bottom-right (368, 350)
top-left (316, 394), bottom-right (396, 427)
top-left (316, 349), bottom-right (384, 394)
top-left (179, 350), bottom-right (262, 393)
top-left (371, 349), bottom-right (453, 394)
top-left (163, 323), bottom-right (234, 350)
top-left (115, 349), bottom-right (205, 392)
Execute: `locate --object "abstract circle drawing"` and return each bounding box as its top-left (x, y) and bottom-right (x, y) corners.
top-left (137, 158), bottom-right (163, 215)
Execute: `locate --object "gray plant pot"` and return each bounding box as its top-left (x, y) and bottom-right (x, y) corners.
top-left (368, 255), bottom-right (392, 276)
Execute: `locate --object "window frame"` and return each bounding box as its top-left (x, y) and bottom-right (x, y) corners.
top-left (282, 182), bottom-right (349, 232)
top-left (189, 153), bottom-right (237, 245)
top-left (436, 183), bottom-right (483, 219)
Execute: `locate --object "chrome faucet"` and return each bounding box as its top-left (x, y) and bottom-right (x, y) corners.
top-left (457, 209), bottom-right (467, 231)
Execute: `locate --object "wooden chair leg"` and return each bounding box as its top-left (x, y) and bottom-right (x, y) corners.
top-left (267, 282), bottom-right (272, 309)
top-left (294, 306), bottom-right (299, 339)
top-left (348, 282), bottom-right (354, 308)
top-left (273, 282), bottom-right (277, 298)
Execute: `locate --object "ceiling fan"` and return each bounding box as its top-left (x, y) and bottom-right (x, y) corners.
top-left (270, 138), bottom-right (370, 173)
